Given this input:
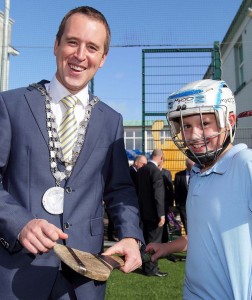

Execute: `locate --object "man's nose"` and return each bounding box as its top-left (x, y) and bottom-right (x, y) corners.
top-left (75, 44), bottom-right (87, 61)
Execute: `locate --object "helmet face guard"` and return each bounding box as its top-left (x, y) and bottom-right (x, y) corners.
top-left (167, 80), bottom-right (236, 167)
top-left (167, 106), bottom-right (234, 166)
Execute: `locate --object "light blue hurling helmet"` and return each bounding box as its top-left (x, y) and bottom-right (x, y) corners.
top-left (166, 79), bottom-right (236, 166)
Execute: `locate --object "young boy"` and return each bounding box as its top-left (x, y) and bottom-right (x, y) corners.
top-left (146, 79), bottom-right (252, 299)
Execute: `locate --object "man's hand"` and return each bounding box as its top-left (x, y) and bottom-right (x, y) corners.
top-left (103, 238), bottom-right (142, 273)
top-left (19, 219), bottom-right (68, 254)
top-left (158, 215), bottom-right (165, 227)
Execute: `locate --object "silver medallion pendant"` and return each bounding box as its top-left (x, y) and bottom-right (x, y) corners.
top-left (42, 187), bottom-right (64, 215)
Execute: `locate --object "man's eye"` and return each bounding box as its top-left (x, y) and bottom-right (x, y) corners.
top-left (87, 45), bottom-right (98, 53)
top-left (68, 40), bottom-right (77, 46)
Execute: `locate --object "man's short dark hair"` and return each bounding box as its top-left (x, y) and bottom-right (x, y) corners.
top-left (56, 6), bottom-right (111, 54)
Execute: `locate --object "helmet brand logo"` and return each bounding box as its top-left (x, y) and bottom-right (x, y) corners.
top-left (221, 97), bottom-right (235, 104)
top-left (174, 96), bottom-right (194, 105)
top-left (168, 96), bottom-right (194, 110)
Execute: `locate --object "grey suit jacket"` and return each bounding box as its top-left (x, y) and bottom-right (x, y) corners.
top-left (0, 82), bottom-right (143, 300)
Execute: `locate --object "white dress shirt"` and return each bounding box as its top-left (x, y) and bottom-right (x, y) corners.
top-left (45, 76), bottom-right (89, 128)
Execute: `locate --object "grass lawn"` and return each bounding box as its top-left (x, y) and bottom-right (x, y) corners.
top-left (105, 255), bottom-right (186, 300)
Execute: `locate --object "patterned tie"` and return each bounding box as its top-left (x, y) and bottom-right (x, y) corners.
top-left (58, 95), bottom-right (78, 162)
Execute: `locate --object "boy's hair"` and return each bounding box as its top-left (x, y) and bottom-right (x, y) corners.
top-left (56, 6), bottom-right (111, 54)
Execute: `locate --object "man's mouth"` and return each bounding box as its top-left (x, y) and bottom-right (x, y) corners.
top-left (69, 64), bottom-right (85, 72)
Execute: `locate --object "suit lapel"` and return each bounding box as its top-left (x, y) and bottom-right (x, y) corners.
top-left (26, 87), bottom-right (105, 181)
top-left (67, 101), bottom-right (104, 182)
top-left (25, 86), bottom-right (48, 146)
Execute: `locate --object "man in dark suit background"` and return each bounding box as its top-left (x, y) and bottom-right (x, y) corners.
top-left (159, 160), bottom-right (174, 243)
top-left (137, 149), bottom-right (167, 277)
top-left (174, 158), bottom-right (194, 234)
top-left (103, 154), bottom-right (147, 242)
top-left (129, 155), bottom-right (147, 189)
top-left (0, 6), bottom-right (143, 300)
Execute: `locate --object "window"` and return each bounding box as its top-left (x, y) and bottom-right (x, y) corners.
top-left (124, 128), bottom-right (143, 150)
top-left (235, 36), bottom-right (244, 90)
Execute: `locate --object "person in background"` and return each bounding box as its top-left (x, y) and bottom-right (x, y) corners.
top-left (158, 159), bottom-right (174, 243)
top-left (174, 158), bottom-right (194, 233)
top-left (104, 205), bottom-right (118, 242)
top-left (0, 6), bottom-right (144, 300)
top-left (137, 149), bottom-right (167, 277)
top-left (146, 79), bottom-right (252, 299)
top-left (129, 155), bottom-right (147, 189)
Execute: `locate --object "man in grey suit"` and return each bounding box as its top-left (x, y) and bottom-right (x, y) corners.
top-left (0, 6), bottom-right (143, 300)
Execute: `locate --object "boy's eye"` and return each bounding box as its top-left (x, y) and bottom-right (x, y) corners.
top-left (202, 121), bottom-right (210, 127)
top-left (183, 124), bottom-right (191, 129)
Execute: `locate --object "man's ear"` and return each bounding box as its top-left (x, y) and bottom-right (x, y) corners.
top-left (99, 53), bottom-right (107, 68)
top-left (54, 39), bottom-right (59, 56)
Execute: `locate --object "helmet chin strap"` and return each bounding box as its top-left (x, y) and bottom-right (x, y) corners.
top-left (185, 133), bottom-right (231, 168)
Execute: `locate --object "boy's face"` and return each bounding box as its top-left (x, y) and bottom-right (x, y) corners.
top-left (182, 113), bottom-right (226, 156)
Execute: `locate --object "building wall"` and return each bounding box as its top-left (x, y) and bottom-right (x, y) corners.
top-left (221, 1), bottom-right (252, 129)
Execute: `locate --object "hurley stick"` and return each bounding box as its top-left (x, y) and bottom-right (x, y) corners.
top-left (53, 243), bottom-right (151, 281)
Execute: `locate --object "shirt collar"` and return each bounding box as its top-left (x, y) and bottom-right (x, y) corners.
top-left (191, 144), bottom-right (248, 176)
top-left (149, 160), bottom-right (158, 167)
top-left (45, 76), bottom-right (89, 107)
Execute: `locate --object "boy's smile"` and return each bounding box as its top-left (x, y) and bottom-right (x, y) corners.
top-left (182, 113), bottom-right (223, 154)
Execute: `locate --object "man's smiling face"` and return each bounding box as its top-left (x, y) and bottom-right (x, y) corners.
top-left (54, 13), bottom-right (107, 94)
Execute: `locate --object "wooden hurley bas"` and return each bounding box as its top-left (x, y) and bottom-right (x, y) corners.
top-left (53, 243), bottom-right (151, 281)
